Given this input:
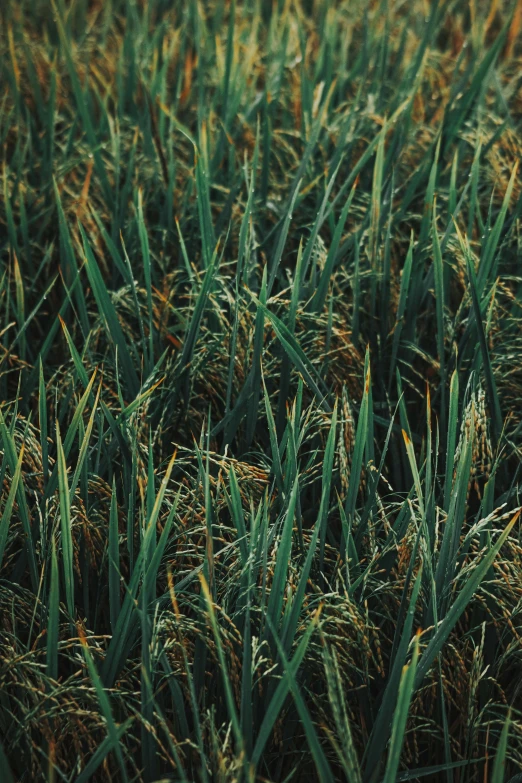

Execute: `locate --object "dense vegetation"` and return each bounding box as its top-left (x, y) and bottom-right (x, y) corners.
top-left (1, 0), bottom-right (522, 780)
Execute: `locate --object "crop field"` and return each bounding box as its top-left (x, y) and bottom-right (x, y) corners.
top-left (1, 0), bottom-right (522, 780)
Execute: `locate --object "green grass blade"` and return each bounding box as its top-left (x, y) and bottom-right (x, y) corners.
top-left (137, 189), bottom-right (155, 375)
top-left (0, 743), bottom-right (14, 783)
top-left (389, 233), bottom-right (414, 384)
top-left (443, 370), bottom-right (459, 512)
top-left (415, 512), bottom-right (519, 688)
top-left (80, 630), bottom-right (129, 782)
top-left (79, 225), bottom-right (140, 397)
top-left (109, 478), bottom-right (120, 633)
top-left (268, 616), bottom-right (334, 783)
top-left (364, 568), bottom-right (423, 781)
top-left (382, 636), bottom-right (420, 783)
top-left (46, 537), bottom-right (60, 681)
top-left (0, 443), bottom-right (24, 571)
top-left (0, 409), bottom-right (38, 591)
top-left (50, 1), bottom-right (112, 204)
top-left (313, 178), bottom-right (358, 313)
top-left (76, 719), bottom-right (133, 783)
top-left (199, 574), bottom-right (244, 757)
top-left (432, 203), bottom-right (446, 432)
top-left (253, 297), bottom-right (331, 412)
top-left (343, 357), bottom-right (370, 554)
top-left (491, 709), bottom-right (511, 783)
top-left (264, 476), bottom-right (299, 639)
top-left (252, 606), bottom-right (322, 766)
top-left (56, 423), bottom-right (75, 618)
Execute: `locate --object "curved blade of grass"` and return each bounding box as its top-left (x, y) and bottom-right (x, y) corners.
top-left (195, 144), bottom-right (215, 269)
top-left (313, 177), bottom-right (358, 313)
top-left (281, 406), bottom-right (337, 654)
top-left (0, 443), bottom-right (24, 571)
top-left (177, 243), bottom-right (219, 394)
top-left (478, 161), bottom-right (518, 296)
top-left (39, 361), bottom-right (49, 485)
top-left (70, 381), bottom-right (102, 500)
top-left (276, 238), bottom-right (304, 435)
top-left (76, 719), bottom-right (133, 783)
top-left (0, 410), bottom-right (38, 591)
top-left (443, 17), bottom-right (510, 153)
top-left (252, 605), bottom-right (322, 766)
top-left (318, 401), bottom-right (338, 571)
top-left (53, 178), bottom-right (89, 335)
top-left (137, 189), bottom-right (154, 374)
top-left (50, 0), bottom-right (112, 205)
top-left (466, 250), bottom-right (502, 445)
top-left (435, 420), bottom-right (473, 615)
top-left (59, 316), bottom-right (89, 389)
top-left (393, 758), bottom-right (486, 781)
top-left (267, 180), bottom-right (301, 294)
top-left (245, 265), bottom-right (267, 446)
top-left (300, 162), bottom-right (341, 289)
top-left (262, 372), bottom-right (285, 498)
top-left (79, 225), bottom-right (140, 398)
top-left (252, 297), bottom-right (331, 412)
top-left (402, 429), bottom-right (424, 520)
top-left (102, 451), bottom-right (178, 686)
top-left (268, 615), bottom-right (334, 783)
top-left (79, 628), bottom-right (129, 783)
top-left (415, 511), bottom-right (519, 688)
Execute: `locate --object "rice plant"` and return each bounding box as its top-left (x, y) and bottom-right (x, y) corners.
top-left (1, 0), bottom-right (522, 780)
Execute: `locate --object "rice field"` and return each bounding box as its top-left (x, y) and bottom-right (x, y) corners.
top-left (1, 0), bottom-right (522, 780)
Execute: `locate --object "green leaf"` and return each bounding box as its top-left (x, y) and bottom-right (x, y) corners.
top-left (491, 709), bottom-right (511, 783)
top-left (268, 616), bottom-right (334, 783)
top-left (0, 410), bottom-right (38, 591)
top-left (46, 537), bottom-right (60, 681)
top-left (0, 442), bottom-right (24, 571)
top-left (415, 512), bottom-right (519, 688)
top-left (252, 607), bottom-right (322, 766)
top-left (382, 635), bottom-right (420, 783)
top-left (79, 225), bottom-right (140, 398)
top-left (313, 178), bottom-right (358, 313)
top-left (389, 233), bottom-right (414, 384)
top-left (199, 574), bottom-right (244, 756)
top-left (265, 476), bottom-right (299, 638)
top-left (51, 1), bottom-right (112, 205)
top-left (0, 743), bottom-right (14, 783)
top-left (343, 356), bottom-right (370, 555)
top-left (364, 568), bottom-right (423, 781)
top-left (56, 423), bottom-right (75, 618)
top-left (80, 631), bottom-right (129, 783)
top-left (76, 719), bottom-right (133, 783)
top-left (432, 202), bottom-right (446, 430)
top-left (109, 478), bottom-right (121, 633)
top-left (253, 297), bottom-right (331, 412)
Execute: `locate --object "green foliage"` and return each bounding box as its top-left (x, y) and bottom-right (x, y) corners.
top-left (1, 0), bottom-right (522, 781)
